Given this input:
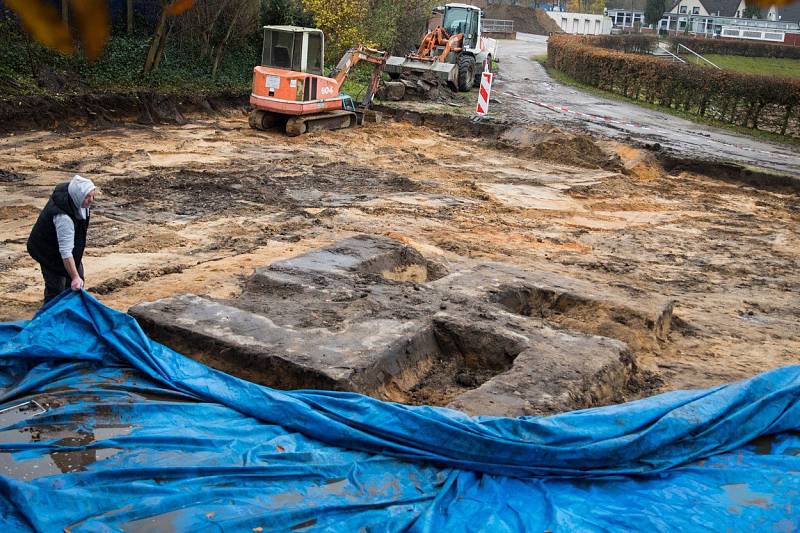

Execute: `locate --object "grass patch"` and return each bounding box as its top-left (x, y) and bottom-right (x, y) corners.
top-left (684, 54), bottom-right (800, 79)
top-left (532, 55), bottom-right (799, 146)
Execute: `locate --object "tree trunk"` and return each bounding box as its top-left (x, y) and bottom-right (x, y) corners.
top-left (212, 1), bottom-right (245, 79)
top-left (127, 0), bottom-right (134, 34)
top-left (144, 9), bottom-right (168, 74)
top-left (153, 19), bottom-right (172, 72)
top-left (204, 2), bottom-right (229, 60)
top-left (61, 0), bottom-right (69, 23)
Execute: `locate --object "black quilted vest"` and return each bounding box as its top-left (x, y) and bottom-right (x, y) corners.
top-left (27, 182), bottom-right (90, 276)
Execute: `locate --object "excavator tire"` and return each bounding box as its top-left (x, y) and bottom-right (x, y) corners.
top-left (457, 54), bottom-right (475, 93)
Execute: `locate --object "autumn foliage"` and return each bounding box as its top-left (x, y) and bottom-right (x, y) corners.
top-left (301, 0), bottom-right (435, 60)
top-left (548, 35), bottom-right (800, 137)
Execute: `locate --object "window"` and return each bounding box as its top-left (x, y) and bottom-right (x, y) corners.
top-left (679, 5), bottom-right (687, 13)
top-left (692, 7), bottom-right (700, 14)
top-left (307, 33), bottom-right (323, 75)
top-left (292, 32), bottom-right (303, 71)
top-left (443, 7), bottom-right (470, 36)
top-left (263, 30), bottom-right (294, 69)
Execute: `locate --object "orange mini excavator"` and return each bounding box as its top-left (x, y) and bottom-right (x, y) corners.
top-left (249, 26), bottom-right (387, 136)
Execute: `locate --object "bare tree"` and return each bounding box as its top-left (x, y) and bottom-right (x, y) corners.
top-left (127, 0), bottom-right (134, 34)
top-left (174, 0), bottom-right (259, 78)
top-left (144, 0), bottom-right (196, 75)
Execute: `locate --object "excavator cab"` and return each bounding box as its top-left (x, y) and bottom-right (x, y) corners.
top-left (441, 5), bottom-right (479, 49)
top-left (261, 26), bottom-right (324, 75)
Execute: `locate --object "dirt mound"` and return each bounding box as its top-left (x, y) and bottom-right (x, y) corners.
top-left (486, 6), bottom-right (562, 35)
top-left (0, 92), bottom-right (248, 133)
top-left (499, 126), bottom-right (622, 170)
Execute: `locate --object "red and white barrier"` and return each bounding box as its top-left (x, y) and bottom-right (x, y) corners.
top-left (475, 71), bottom-right (494, 116)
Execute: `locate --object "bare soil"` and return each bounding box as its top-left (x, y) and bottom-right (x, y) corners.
top-left (0, 113), bottom-right (798, 394)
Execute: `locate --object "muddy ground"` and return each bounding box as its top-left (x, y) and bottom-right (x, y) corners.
top-left (0, 107), bottom-right (798, 394)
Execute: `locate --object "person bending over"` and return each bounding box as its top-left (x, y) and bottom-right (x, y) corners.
top-left (27, 175), bottom-right (96, 304)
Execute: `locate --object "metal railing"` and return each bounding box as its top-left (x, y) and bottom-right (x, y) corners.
top-left (483, 19), bottom-right (514, 33)
top-left (677, 43), bottom-right (721, 69)
top-left (656, 45), bottom-right (686, 63)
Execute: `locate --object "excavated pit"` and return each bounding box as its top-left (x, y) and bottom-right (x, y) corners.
top-left (364, 319), bottom-right (525, 406)
top-left (130, 235), bottom-right (676, 416)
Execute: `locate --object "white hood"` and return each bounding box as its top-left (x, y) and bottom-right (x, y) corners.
top-left (67, 175), bottom-right (96, 220)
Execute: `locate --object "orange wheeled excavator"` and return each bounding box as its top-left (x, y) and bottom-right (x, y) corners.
top-left (249, 26), bottom-right (387, 136)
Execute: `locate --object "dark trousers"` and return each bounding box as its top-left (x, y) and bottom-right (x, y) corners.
top-left (40, 263), bottom-right (84, 304)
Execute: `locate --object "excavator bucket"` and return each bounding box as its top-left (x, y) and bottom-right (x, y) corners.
top-left (386, 56), bottom-right (458, 87)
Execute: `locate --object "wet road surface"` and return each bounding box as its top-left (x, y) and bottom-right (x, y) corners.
top-left (493, 34), bottom-right (800, 178)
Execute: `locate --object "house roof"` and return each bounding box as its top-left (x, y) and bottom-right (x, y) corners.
top-left (775, 2), bottom-right (800, 23)
top-left (669, 0), bottom-right (741, 15)
top-left (699, 0), bottom-right (742, 16)
top-left (605, 0), bottom-right (647, 11)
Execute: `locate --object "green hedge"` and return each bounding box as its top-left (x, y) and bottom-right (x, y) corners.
top-left (548, 35), bottom-right (800, 137)
top-left (584, 34), bottom-right (658, 54)
top-left (670, 36), bottom-right (800, 59)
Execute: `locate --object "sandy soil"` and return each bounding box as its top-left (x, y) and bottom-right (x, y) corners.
top-left (0, 114), bottom-right (798, 393)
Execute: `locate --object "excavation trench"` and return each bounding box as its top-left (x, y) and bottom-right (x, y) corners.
top-left (130, 236), bottom-right (649, 416)
top-left (358, 319), bottom-right (525, 406)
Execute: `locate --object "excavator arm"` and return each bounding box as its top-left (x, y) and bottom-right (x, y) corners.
top-left (330, 45), bottom-right (388, 108)
top-left (413, 27), bottom-right (464, 63)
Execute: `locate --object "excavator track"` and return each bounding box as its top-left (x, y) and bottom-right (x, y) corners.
top-left (285, 110), bottom-right (357, 137)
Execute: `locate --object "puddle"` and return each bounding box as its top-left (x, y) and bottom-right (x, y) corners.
top-left (0, 397), bottom-right (133, 481)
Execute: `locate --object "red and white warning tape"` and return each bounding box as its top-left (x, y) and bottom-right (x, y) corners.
top-left (503, 90), bottom-right (647, 129)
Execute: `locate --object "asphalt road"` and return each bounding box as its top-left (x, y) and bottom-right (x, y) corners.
top-left (492, 34), bottom-right (800, 178)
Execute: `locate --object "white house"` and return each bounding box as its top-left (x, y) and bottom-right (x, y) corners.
top-left (546, 11), bottom-right (614, 35)
top-left (659, 0), bottom-right (800, 42)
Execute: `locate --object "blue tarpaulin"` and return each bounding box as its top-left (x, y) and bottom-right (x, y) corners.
top-left (0, 290), bottom-right (797, 531)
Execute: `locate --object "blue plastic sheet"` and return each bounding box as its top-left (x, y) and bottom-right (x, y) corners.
top-left (0, 290), bottom-right (797, 531)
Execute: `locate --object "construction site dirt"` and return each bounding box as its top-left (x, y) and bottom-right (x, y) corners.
top-left (0, 108), bottom-right (798, 414)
